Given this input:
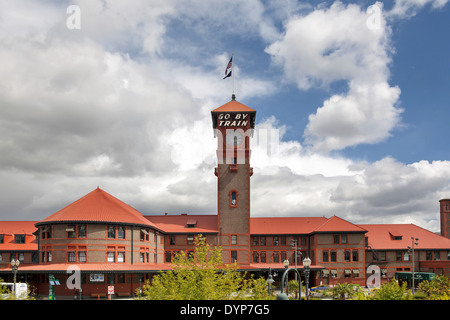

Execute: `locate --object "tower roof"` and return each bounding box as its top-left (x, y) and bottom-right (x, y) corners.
top-left (211, 99), bottom-right (256, 113)
top-left (36, 187), bottom-right (158, 229)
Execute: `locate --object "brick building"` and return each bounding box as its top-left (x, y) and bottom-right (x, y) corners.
top-left (1, 97), bottom-right (449, 298)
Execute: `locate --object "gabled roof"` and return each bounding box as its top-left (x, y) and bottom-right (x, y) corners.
top-left (36, 187), bottom-right (158, 229)
top-left (145, 214), bottom-right (218, 234)
top-left (360, 223), bottom-right (450, 250)
top-left (314, 215), bottom-right (367, 233)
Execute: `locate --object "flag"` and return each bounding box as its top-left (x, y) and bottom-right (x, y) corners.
top-left (223, 70), bottom-right (232, 79)
top-left (223, 55), bottom-right (233, 79)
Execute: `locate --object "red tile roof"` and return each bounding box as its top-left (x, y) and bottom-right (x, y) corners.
top-left (250, 217), bottom-right (328, 234)
top-left (314, 215), bottom-right (367, 233)
top-left (211, 100), bottom-right (256, 113)
top-left (145, 214), bottom-right (218, 234)
top-left (36, 187), bottom-right (158, 229)
top-left (360, 223), bottom-right (450, 250)
top-left (0, 221), bottom-right (38, 251)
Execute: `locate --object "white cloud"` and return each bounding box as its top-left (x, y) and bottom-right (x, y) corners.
top-left (387, 0), bottom-right (450, 19)
top-left (266, 1), bottom-right (403, 153)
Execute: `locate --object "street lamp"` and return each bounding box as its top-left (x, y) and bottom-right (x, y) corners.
top-left (302, 257), bottom-right (311, 300)
top-left (407, 237), bottom-right (419, 294)
top-left (266, 268), bottom-right (275, 295)
top-left (10, 258), bottom-right (20, 299)
top-left (291, 239), bottom-right (298, 281)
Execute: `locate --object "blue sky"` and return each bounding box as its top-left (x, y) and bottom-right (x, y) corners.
top-left (1, 0), bottom-right (450, 233)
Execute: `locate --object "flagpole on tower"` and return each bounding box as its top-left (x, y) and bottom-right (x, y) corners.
top-left (223, 52), bottom-right (235, 100)
top-left (231, 52), bottom-right (235, 100)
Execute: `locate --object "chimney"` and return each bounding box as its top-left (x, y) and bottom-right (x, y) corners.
top-left (439, 199), bottom-right (450, 239)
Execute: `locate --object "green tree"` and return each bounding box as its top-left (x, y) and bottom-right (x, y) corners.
top-left (417, 275), bottom-right (450, 300)
top-left (136, 235), bottom-right (271, 300)
top-left (370, 280), bottom-right (412, 300)
top-left (333, 283), bottom-right (362, 300)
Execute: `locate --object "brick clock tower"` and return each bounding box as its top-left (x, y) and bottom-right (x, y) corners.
top-left (211, 95), bottom-right (256, 265)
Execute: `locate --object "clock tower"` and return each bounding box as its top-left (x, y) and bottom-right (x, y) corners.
top-left (211, 95), bottom-right (256, 265)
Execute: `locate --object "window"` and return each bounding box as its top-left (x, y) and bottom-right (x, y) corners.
top-left (404, 251), bottom-right (410, 261)
top-left (0, 234), bottom-right (4, 244)
top-left (141, 229), bottom-right (149, 241)
top-left (396, 251), bottom-right (403, 261)
top-left (322, 250), bottom-right (329, 262)
top-left (231, 235), bottom-right (237, 245)
top-left (377, 251), bottom-right (386, 261)
top-left (231, 250), bottom-right (237, 263)
top-left (15, 235), bottom-right (25, 244)
top-left (260, 251), bottom-right (266, 263)
top-left (78, 225), bottom-right (86, 238)
top-left (108, 226), bottom-right (116, 239)
top-left (301, 236), bottom-right (307, 246)
top-left (352, 250), bottom-right (359, 262)
top-left (260, 237), bottom-right (266, 246)
top-left (68, 251), bottom-right (76, 263)
top-left (169, 236), bottom-right (176, 245)
top-left (42, 226), bottom-right (52, 239)
top-left (330, 250), bottom-right (337, 262)
top-left (187, 236), bottom-right (194, 245)
top-left (280, 251), bottom-right (287, 262)
top-left (280, 236), bottom-right (286, 246)
top-left (252, 251), bottom-right (259, 263)
top-left (107, 252), bottom-right (115, 262)
top-left (252, 237), bottom-right (259, 246)
top-left (341, 234), bottom-right (347, 244)
top-left (118, 227), bottom-right (125, 239)
top-left (165, 251), bottom-right (172, 263)
top-left (67, 226), bottom-right (76, 238)
top-left (333, 235), bottom-right (340, 244)
top-left (273, 237), bottom-right (279, 246)
top-left (231, 191), bottom-right (237, 206)
top-left (78, 251), bottom-right (86, 263)
top-left (18, 252), bottom-right (24, 262)
top-left (140, 252), bottom-right (145, 263)
top-left (344, 250), bottom-right (351, 262)
top-left (118, 251), bottom-right (125, 263)
top-left (273, 251), bottom-right (280, 263)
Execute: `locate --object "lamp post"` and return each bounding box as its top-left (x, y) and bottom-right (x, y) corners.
top-left (302, 257), bottom-right (311, 300)
top-left (291, 239), bottom-right (298, 281)
top-left (10, 258), bottom-right (20, 299)
top-left (266, 268), bottom-right (275, 295)
top-left (407, 237), bottom-right (419, 294)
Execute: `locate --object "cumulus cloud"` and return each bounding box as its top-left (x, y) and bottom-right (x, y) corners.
top-left (266, 1), bottom-right (403, 153)
top-left (387, 0), bottom-right (450, 19)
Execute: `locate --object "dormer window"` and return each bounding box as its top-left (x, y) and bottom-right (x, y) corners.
top-left (186, 219), bottom-right (197, 228)
top-left (389, 231), bottom-right (402, 240)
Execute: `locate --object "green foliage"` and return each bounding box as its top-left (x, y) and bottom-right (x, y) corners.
top-left (417, 275), bottom-right (450, 300)
top-left (370, 280), bottom-right (412, 300)
top-left (333, 283), bottom-right (362, 300)
top-left (136, 235), bottom-right (271, 300)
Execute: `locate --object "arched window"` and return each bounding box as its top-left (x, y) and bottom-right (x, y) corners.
top-left (230, 190), bottom-right (238, 207)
